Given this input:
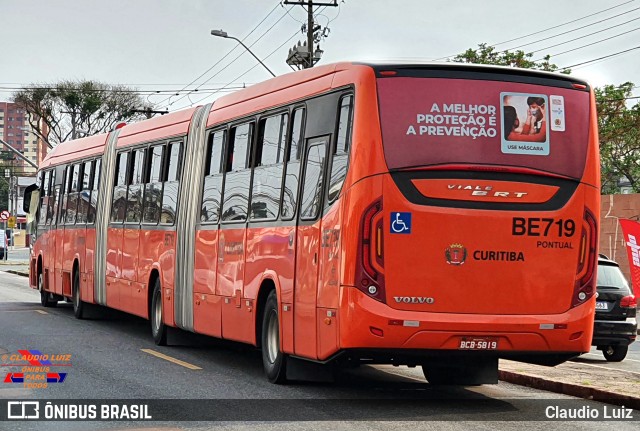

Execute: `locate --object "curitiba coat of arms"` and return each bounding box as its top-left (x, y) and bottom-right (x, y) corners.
top-left (445, 243), bottom-right (467, 265)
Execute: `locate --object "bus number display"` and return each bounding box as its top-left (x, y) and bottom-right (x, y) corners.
top-left (512, 217), bottom-right (575, 237)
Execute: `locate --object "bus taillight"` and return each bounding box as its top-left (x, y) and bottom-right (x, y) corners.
top-left (572, 208), bottom-right (597, 308)
top-left (356, 198), bottom-right (386, 302)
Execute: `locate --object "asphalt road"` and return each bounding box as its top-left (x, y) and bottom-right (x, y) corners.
top-left (0, 270), bottom-right (638, 430)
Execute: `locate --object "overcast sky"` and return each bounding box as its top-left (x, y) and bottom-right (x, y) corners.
top-left (1, 0), bottom-right (638, 112)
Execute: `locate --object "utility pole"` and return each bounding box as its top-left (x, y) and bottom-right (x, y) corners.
top-left (285, 0), bottom-right (338, 69)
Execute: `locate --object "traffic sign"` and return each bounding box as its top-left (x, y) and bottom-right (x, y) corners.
top-left (7, 216), bottom-right (16, 228)
top-left (0, 210), bottom-right (9, 221)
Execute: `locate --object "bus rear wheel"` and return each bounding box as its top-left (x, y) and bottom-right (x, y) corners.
top-left (72, 270), bottom-right (84, 319)
top-left (151, 278), bottom-right (167, 346)
top-left (38, 272), bottom-right (57, 308)
top-left (261, 290), bottom-right (287, 384)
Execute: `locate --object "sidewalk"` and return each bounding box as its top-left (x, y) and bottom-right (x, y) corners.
top-left (0, 261), bottom-right (29, 277)
top-left (499, 359), bottom-right (640, 409)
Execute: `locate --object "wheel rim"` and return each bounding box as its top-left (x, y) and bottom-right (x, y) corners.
top-left (606, 346), bottom-right (614, 356)
top-left (266, 309), bottom-right (279, 364)
top-left (38, 274), bottom-right (43, 292)
top-left (153, 293), bottom-right (162, 334)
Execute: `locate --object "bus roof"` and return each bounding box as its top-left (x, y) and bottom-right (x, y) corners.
top-left (38, 61), bottom-right (590, 170)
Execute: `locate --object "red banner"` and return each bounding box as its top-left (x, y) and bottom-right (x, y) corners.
top-left (619, 219), bottom-right (640, 291)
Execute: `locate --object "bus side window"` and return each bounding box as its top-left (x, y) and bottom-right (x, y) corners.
top-left (328, 94), bottom-right (353, 204)
top-left (66, 163), bottom-right (80, 225)
top-left (251, 113), bottom-right (288, 221)
top-left (281, 107), bottom-right (305, 220)
top-left (143, 145), bottom-right (164, 225)
top-left (77, 160), bottom-right (92, 225)
top-left (59, 165), bottom-right (71, 224)
top-left (111, 151), bottom-right (129, 223)
top-left (201, 130), bottom-right (225, 223)
top-left (221, 122), bottom-right (253, 222)
top-left (38, 170), bottom-right (51, 225)
top-left (46, 169), bottom-right (57, 225)
top-left (125, 148), bottom-right (145, 224)
top-left (160, 141), bottom-right (182, 225)
top-left (300, 139), bottom-right (328, 220)
top-left (51, 184), bottom-right (62, 227)
top-left (51, 165), bottom-right (65, 227)
top-left (87, 159), bottom-right (101, 224)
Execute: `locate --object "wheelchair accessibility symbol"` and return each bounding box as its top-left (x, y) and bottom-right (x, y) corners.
top-left (390, 212), bottom-right (412, 234)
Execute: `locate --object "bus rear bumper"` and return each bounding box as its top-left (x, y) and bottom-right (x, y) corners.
top-left (333, 287), bottom-right (592, 365)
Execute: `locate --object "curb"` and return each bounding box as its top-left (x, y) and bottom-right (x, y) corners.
top-left (5, 270), bottom-right (29, 278)
top-left (499, 370), bottom-right (640, 410)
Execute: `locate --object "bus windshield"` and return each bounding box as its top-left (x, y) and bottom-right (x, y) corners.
top-left (377, 76), bottom-right (590, 179)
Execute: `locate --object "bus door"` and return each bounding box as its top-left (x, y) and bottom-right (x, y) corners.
top-left (121, 148), bottom-right (145, 316)
top-left (53, 165), bottom-right (68, 297)
top-left (294, 137), bottom-right (329, 359)
top-left (105, 150), bottom-right (129, 309)
top-left (51, 182), bottom-right (63, 296)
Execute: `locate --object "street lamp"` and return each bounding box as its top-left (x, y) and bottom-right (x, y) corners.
top-left (210, 29), bottom-right (276, 78)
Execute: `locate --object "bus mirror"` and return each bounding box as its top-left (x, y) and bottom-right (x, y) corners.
top-left (23, 183), bottom-right (40, 214)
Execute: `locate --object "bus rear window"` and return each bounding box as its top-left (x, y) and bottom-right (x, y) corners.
top-left (377, 77), bottom-right (590, 179)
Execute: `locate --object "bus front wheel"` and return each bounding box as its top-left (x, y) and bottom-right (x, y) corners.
top-left (151, 279), bottom-right (167, 346)
top-left (261, 290), bottom-right (287, 383)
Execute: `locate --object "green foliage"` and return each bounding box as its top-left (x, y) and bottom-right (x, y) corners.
top-left (455, 43), bottom-right (640, 195)
top-left (12, 80), bottom-right (152, 147)
top-left (595, 83), bottom-right (640, 193)
top-left (452, 43), bottom-right (568, 73)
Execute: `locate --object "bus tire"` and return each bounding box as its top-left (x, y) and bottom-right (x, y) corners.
top-left (151, 278), bottom-right (167, 346)
top-left (261, 290), bottom-right (287, 384)
top-left (38, 272), bottom-right (57, 308)
top-left (72, 270), bottom-right (84, 319)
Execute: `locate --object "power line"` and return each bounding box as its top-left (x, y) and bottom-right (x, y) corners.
top-left (529, 16), bottom-right (640, 55)
top-left (165, 6), bottom-right (291, 109)
top-left (156, 2), bottom-right (282, 107)
top-left (534, 26), bottom-right (640, 61)
top-left (492, 0), bottom-right (637, 47)
top-left (0, 85), bottom-right (248, 94)
top-left (560, 45), bottom-right (640, 69)
top-left (505, 5), bottom-right (640, 52)
top-left (185, 30), bottom-right (301, 109)
top-left (433, 1), bottom-right (639, 61)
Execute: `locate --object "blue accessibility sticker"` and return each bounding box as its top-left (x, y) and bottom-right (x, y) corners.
top-left (390, 212), bottom-right (412, 234)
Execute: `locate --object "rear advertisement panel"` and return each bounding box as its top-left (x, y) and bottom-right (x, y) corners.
top-left (378, 77), bottom-right (590, 179)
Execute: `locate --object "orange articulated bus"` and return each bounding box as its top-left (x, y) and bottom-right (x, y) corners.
top-left (25, 62), bottom-right (600, 384)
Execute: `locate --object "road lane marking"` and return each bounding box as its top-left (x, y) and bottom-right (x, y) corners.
top-left (577, 352), bottom-right (640, 364)
top-left (2, 309), bottom-right (48, 314)
top-left (141, 349), bottom-right (202, 370)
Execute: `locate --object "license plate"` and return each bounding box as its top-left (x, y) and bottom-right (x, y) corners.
top-left (459, 337), bottom-right (498, 350)
top-left (596, 301), bottom-right (608, 310)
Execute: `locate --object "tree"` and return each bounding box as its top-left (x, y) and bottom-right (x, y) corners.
top-left (595, 83), bottom-right (640, 194)
top-left (13, 80), bottom-right (152, 148)
top-left (452, 43), bottom-right (567, 73)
